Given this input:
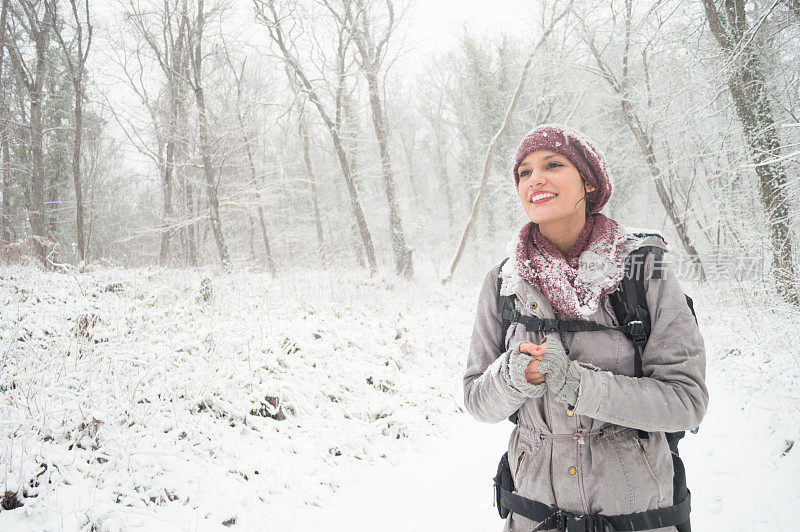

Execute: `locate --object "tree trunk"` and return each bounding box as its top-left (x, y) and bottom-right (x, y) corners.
top-left (257, 1), bottom-right (377, 274)
top-left (161, 34), bottom-right (182, 268)
top-left (0, 0), bottom-right (6, 80)
top-left (241, 112), bottom-right (276, 275)
top-left (228, 54), bottom-right (276, 275)
top-left (6, 2), bottom-right (52, 266)
top-left (299, 114), bottom-right (326, 263)
top-left (175, 38), bottom-right (195, 267)
top-left (160, 130), bottom-right (174, 266)
top-left (189, 0), bottom-right (229, 270)
top-left (346, 0), bottom-right (411, 277)
top-left (48, 0), bottom-right (92, 265)
top-left (702, 0), bottom-right (798, 304)
top-left (438, 143), bottom-right (454, 228)
top-left (29, 69), bottom-right (46, 240)
top-left (361, 68), bottom-right (411, 277)
top-left (183, 176), bottom-right (197, 266)
top-left (72, 70), bottom-right (86, 263)
top-left (401, 135), bottom-right (424, 220)
top-left (1, 128), bottom-right (9, 245)
top-left (0, 0), bottom-right (8, 245)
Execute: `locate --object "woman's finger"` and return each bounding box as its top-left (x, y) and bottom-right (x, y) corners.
top-left (520, 341), bottom-right (546, 358)
top-left (525, 372), bottom-right (546, 385)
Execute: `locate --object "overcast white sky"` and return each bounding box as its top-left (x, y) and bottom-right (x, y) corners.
top-left (405, 0), bottom-right (531, 56)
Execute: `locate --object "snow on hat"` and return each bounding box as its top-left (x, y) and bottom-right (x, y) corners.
top-left (512, 123), bottom-right (613, 214)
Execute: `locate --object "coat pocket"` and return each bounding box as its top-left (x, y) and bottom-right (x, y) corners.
top-left (508, 427), bottom-right (544, 496)
top-left (508, 430), bottom-right (527, 490)
top-left (635, 435), bottom-right (666, 504)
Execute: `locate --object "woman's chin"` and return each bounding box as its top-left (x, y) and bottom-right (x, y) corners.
top-left (526, 209), bottom-right (585, 227)
top-left (527, 213), bottom-right (557, 225)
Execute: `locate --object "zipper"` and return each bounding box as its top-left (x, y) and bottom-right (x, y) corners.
top-left (514, 450), bottom-right (526, 486)
top-left (636, 438), bottom-right (665, 502)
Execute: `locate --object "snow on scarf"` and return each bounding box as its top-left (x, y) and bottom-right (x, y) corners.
top-left (514, 214), bottom-right (628, 319)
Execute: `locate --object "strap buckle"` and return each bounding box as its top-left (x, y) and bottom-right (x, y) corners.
top-left (565, 513), bottom-right (611, 532)
top-left (553, 509), bottom-right (567, 530)
top-left (625, 319), bottom-right (646, 342)
top-left (535, 317), bottom-right (560, 332)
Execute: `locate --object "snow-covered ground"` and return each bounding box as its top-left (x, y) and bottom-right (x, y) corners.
top-left (1, 265), bottom-right (798, 531)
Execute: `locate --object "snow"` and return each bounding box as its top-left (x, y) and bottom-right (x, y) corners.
top-left (1, 265), bottom-right (799, 530)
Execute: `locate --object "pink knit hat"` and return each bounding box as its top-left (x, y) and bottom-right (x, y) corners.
top-left (512, 124), bottom-right (613, 214)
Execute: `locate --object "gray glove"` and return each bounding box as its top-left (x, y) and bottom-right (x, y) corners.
top-left (501, 341), bottom-right (547, 398)
top-left (538, 333), bottom-right (581, 406)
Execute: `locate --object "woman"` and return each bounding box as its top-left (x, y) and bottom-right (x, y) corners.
top-left (463, 124), bottom-right (708, 531)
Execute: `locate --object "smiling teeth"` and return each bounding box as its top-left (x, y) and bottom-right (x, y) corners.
top-left (531, 193), bottom-right (557, 202)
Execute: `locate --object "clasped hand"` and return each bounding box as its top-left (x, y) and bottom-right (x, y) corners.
top-left (519, 340), bottom-right (547, 385)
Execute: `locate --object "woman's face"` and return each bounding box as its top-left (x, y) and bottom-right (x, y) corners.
top-left (516, 150), bottom-right (594, 227)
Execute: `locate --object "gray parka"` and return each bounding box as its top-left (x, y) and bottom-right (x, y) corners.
top-left (463, 233), bottom-right (709, 532)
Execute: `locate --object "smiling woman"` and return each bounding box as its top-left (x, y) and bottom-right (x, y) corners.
top-left (463, 124), bottom-right (708, 532)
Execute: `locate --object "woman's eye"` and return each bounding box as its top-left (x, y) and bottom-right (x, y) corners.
top-left (547, 162), bottom-right (562, 169)
top-left (519, 169), bottom-right (531, 178)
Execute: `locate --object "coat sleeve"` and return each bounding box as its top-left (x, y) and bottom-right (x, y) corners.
top-left (571, 253), bottom-right (709, 432)
top-left (463, 266), bottom-right (529, 423)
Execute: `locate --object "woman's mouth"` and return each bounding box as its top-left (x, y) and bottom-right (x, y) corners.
top-left (530, 192), bottom-right (558, 204)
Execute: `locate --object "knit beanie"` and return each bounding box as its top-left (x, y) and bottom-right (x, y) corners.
top-left (512, 124), bottom-right (613, 214)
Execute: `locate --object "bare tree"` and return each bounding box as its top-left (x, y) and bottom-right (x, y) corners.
top-left (702, 0), bottom-right (798, 304)
top-left (254, 0), bottom-right (377, 274)
top-left (417, 57), bottom-right (457, 228)
top-left (577, 0), bottom-right (706, 280)
top-left (185, 0), bottom-right (230, 269)
top-left (5, 0), bottom-right (51, 250)
top-left (0, 0), bottom-right (11, 245)
top-left (45, 0), bottom-right (92, 265)
top-left (335, 0), bottom-right (412, 277)
top-left (298, 106), bottom-right (326, 263)
top-left (160, 0), bottom-right (188, 266)
top-left (221, 41), bottom-right (277, 274)
top-left (116, 0), bottom-right (198, 266)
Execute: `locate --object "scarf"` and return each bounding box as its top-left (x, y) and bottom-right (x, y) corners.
top-left (514, 214), bottom-right (628, 318)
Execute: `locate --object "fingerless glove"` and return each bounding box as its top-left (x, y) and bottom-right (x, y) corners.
top-left (538, 333), bottom-right (581, 406)
top-left (500, 341), bottom-right (547, 398)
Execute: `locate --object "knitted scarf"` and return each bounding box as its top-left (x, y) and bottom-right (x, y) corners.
top-left (515, 214), bottom-right (628, 318)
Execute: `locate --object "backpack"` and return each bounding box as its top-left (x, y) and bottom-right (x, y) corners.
top-left (495, 237), bottom-right (698, 532)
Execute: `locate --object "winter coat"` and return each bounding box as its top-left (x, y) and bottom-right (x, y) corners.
top-left (463, 232), bottom-right (709, 532)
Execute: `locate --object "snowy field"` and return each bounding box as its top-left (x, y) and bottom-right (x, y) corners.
top-left (1, 265), bottom-right (798, 531)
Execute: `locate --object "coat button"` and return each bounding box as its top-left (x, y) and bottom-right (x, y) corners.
top-left (565, 348), bottom-right (570, 355)
top-left (568, 466), bottom-right (577, 476)
top-left (566, 409), bottom-right (574, 417)
top-left (529, 302), bottom-right (537, 310)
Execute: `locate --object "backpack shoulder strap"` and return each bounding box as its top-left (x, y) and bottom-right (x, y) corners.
top-left (496, 258), bottom-right (517, 351)
top-left (608, 246), bottom-right (661, 439)
top-left (496, 258), bottom-right (522, 425)
top-left (608, 246), bottom-right (663, 378)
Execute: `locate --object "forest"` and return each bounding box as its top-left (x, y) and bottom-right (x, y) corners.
top-left (0, 0), bottom-right (795, 298)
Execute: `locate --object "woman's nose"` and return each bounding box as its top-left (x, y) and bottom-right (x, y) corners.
top-left (527, 170), bottom-right (546, 187)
